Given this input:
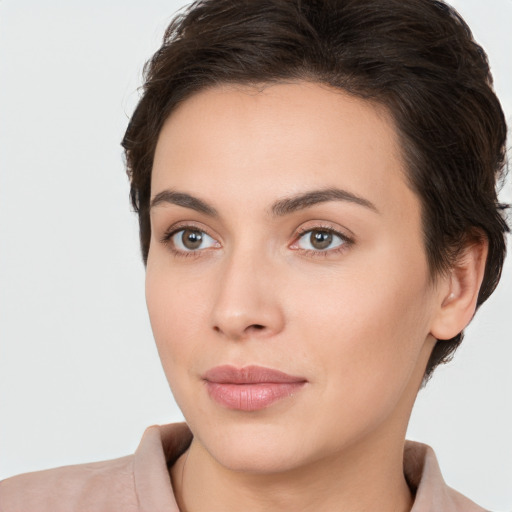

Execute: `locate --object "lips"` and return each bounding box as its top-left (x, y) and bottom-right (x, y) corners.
top-left (203, 365), bottom-right (307, 411)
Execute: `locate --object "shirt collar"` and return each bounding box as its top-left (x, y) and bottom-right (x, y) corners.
top-left (133, 423), bottom-right (485, 512)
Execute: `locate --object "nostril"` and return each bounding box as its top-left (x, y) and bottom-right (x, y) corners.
top-left (250, 324), bottom-right (265, 330)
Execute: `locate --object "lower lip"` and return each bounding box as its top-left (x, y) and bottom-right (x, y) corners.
top-left (205, 382), bottom-right (306, 411)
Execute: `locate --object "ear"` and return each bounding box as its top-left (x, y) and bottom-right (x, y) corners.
top-left (430, 235), bottom-right (489, 341)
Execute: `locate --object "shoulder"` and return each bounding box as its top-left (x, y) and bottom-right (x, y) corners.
top-left (0, 423), bottom-right (192, 512)
top-left (0, 455), bottom-right (138, 512)
top-left (404, 440), bottom-right (490, 512)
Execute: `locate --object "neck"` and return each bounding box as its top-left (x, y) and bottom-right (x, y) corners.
top-left (169, 339), bottom-right (434, 512)
top-left (171, 429), bottom-right (414, 512)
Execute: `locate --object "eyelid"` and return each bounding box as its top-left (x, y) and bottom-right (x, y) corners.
top-left (159, 222), bottom-right (221, 257)
top-left (158, 220), bottom-right (354, 258)
top-left (289, 223), bottom-right (354, 254)
top-left (160, 221), bottom-right (218, 243)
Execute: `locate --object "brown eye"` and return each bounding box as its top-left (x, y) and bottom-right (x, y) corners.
top-left (182, 229), bottom-right (203, 250)
top-left (169, 228), bottom-right (218, 252)
top-left (295, 228), bottom-right (347, 252)
top-left (310, 230), bottom-right (333, 250)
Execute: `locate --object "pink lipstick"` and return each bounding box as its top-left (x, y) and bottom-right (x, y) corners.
top-left (203, 365), bottom-right (307, 411)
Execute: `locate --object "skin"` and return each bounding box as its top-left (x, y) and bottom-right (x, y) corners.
top-left (145, 81), bottom-right (487, 512)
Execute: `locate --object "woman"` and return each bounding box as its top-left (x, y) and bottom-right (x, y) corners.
top-left (0, 0), bottom-right (509, 510)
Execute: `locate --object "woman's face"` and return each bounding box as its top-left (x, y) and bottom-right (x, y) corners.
top-left (146, 82), bottom-right (442, 473)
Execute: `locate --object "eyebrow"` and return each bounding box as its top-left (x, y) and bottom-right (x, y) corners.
top-left (149, 187), bottom-right (378, 217)
top-left (150, 190), bottom-right (218, 216)
top-left (270, 188), bottom-right (379, 216)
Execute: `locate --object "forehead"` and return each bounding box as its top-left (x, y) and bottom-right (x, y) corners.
top-left (151, 81), bottom-right (418, 222)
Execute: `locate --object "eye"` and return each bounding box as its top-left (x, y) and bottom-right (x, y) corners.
top-left (169, 228), bottom-right (219, 252)
top-left (295, 228), bottom-right (348, 252)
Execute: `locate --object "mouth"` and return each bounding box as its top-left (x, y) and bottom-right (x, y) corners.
top-left (202, 365), bottom-right (307, 411)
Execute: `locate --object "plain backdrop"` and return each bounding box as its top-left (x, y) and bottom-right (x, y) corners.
top-left (0, 1), bottom-right (511, 510)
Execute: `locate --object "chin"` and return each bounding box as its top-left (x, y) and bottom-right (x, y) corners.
top-left (191, 415), bottom-right (314, 474)
top-left (208, 439), bottom-right (306, 474)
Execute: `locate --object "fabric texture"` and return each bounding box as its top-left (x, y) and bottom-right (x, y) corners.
top-left (0, 423), bottom-right (488, 512)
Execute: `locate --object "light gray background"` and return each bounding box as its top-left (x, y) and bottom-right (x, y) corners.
top-left (0, 1), bottom-right (510, 509)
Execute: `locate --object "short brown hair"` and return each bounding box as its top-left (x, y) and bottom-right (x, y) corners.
top-left (122, 0), bottom-right (509, 380)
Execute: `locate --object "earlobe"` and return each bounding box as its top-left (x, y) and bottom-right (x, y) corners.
top-left (430, 235), bottom-right (489, 341)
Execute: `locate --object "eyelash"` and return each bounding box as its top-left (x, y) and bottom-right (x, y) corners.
top-left (293, 225), bottom-right (353, 258)
top-left (160, 223), bottom-right (354, 259)
top-left (160, 223), bottom-right (214, 259)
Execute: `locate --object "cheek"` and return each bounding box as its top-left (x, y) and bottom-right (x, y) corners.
top-left (145, 264), bottom-right (217, 422)
top-left (290, 252), bottom-right (434, 413)
top-left (145, 262), bottom-right (208, 374)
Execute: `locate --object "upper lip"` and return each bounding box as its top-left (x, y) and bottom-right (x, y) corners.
top-left (203, 365), bottom-right (307, 384)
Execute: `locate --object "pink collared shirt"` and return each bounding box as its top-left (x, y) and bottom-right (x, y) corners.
top-left (0, 423), bottom-right (488, 512)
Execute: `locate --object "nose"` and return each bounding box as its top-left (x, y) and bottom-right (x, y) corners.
top-left (210, 248), bottom-right (285, 341)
